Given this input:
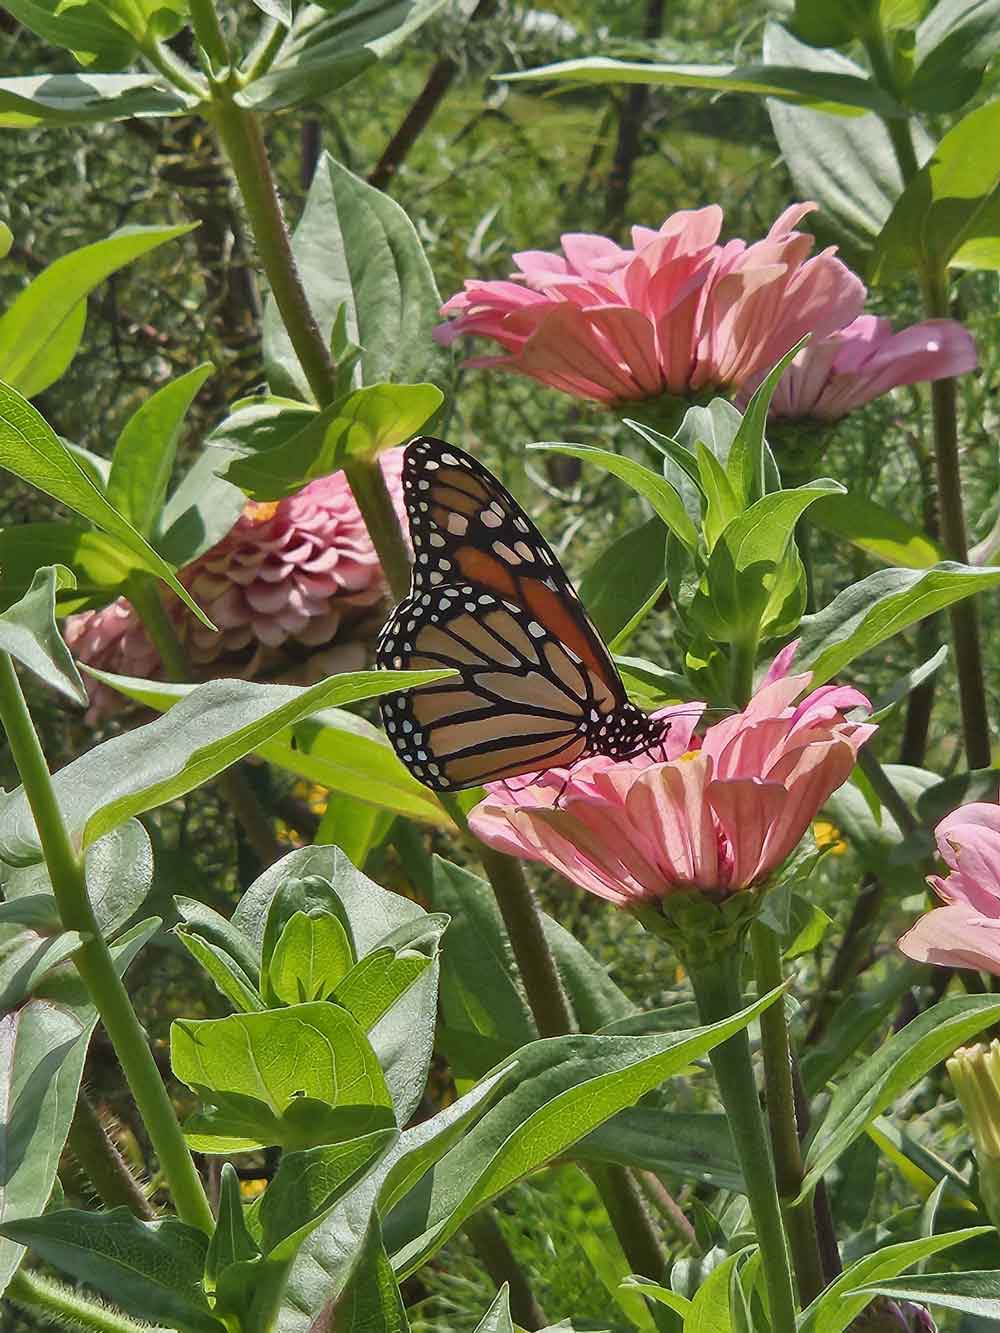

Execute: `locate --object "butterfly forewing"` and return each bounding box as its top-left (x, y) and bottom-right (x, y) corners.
top-left (377, 436), bottom-right (665, 790)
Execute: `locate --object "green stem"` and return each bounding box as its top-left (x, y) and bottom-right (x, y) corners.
top-left (209, 88), bottom-right (413, 604)
top-left (242, 17), bottom-right (289, 82)
top-left (750, 923), bottom-right (825, 1305)
top-left (729, 633), bottom-right (758, 710)
top-left (142, 39), bottom-right (207, 99)
top-left (684, 944), bottom-right (798, 1327)
top-left (189, 0), bottom-right (230, 70)
top-left (68, 1089), bottom-right (155, 1219)
top-left (0, 653), bottom-right (214, 1235)
top-left (857, 747), bottom-right (920, 838)
top-left (864, 24), bottom-right (991, 771)
top-left (6, 1267), bottom-right (166, 1333)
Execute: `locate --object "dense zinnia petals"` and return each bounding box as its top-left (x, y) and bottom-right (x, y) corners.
top-left (436, 202), bottom-right (866, 405)
top-left (899, 796), bottom-right (1000, 973)
top-left (469, 663), bottom-right (874, 905)
top-left (65, 450), bottom-right (407, 719)
top-left (739, 315), bottom-right (978, 421)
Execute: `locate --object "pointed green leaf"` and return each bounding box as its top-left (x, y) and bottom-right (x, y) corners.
top-left (206, 1163), bottom-right (260, 1288)
top-left (793, 562), bottom-right (1000, 685)
top-left (106, 364), bottom-right (213, 540)
top-left (846, 1270), bottom-right (1000, 1317)
top-left (0, 522), bottom-right (138, 614)
top-left (808, 492), bottom-right (942, 568)
top-left (687, 1250), bottom-right (751, 1333)
top-left (797, 1228), bottom-right (990, 1332)
top-left (0, 1207), bottom-right (222, 1331)
top-left (0, 225), bottom-right (195, 398)
top-left (475, 1285), bottom-right (515, 1332)
top-left (0, 74), bottom-right (191, 128)
top-left (0, 565), bottom-right (86, 703)
top-left (385, 987), bottom-right (786, 1275)
top-left (574, 1108), bottom-right (743, 1192)
top-left (909, 0), bottom-right (1000, 112)
top-left (0, 669), bottom-right (453, 865)
top-left (171, 1002), bottom-right (394, 1152)
top-left (268, 910), bottom-right (355, 1006)
top-left (802, 994), bottom-right (1000, 1197)
top-left (0, 383), bottom-right (210, 626)
top-left (223, 382), bottom-right (441, 499)
top-left (334, 914), bottom-right (447, 1031)
top-left (177, 930), bottom-right (265, 1013)
top-left (578, 517), bottom-right (668, 644)
top-left (530, 442), bottom-right (698, 551)
top-left (330, 1211), bottom-right (409, 1333)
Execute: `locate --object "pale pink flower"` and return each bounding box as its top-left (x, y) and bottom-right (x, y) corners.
top-left (739, 315), bottom-right (977, 421)
top-left (469, 665), bottom-right (874, 906)
top-left (435, 203), bottom-right (865, 406)
top-left (64, 450), bottom-right (407, 718)
top-left (898, 795), bottom-right (1000, 973)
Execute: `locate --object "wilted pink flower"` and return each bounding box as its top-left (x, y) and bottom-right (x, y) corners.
top-left (469, 664), bottom-right (874, 906)
top-left (739, 315), bottom-right (977, 421)
top-left (435, 202), bottom-right (865, 406)
top-left (898, 795), bottom-right (1000, 972)
top-left (65, 450), bottom-right (407, 718)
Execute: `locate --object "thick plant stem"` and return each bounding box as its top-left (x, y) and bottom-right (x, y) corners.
top-left (750, 923), bottom-right (825, 1305)
top-left (127, 575), bottom-right (284, 867)
top-left (208, 88), bottom-right (413, 599)
top-left (464, 1210), bottom-right (547, 1330)
top-left (68, 1089), bottom-right (155, 1219)
top-left (729, 634), bottom-right (758, 710)
top-left (0, 653), bottom-right (214, 1235)
top-left (587, 1162), bottom-right (666, 1281)
top-left (685, 947), bottom-right (798, 1327)
top-left (6, 1267), bottom-right (162, 1333)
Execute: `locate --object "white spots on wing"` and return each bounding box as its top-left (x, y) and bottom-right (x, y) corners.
top-left (514, 541), bottom-right (534, 562)
top-left (429, 571), bottom-right (444, 585)
top-left (566, 647), bottom-right (582, 664)
top-left (441, 452), bottom-right (458, 465)
top-left (429, 532), bottom-right (446, 548)
top-left (528, 621), bottom-right (546, 638)
top-left (478, 595), bottom-right (494, 605)
top-left (540, 549), bottom-right (555, 565)
top-left (425, 459), bottom-right (439, 470)
top-left (480, 510), bottom-right (502, 529)
top-left (418, 479), bottom-right (430, 491)
top-left (514, 516), bottom-right (530, 533)
top-left (447, 512), bottom-right (468, 535)
top-left (494, 541), bottom-right (521, 564)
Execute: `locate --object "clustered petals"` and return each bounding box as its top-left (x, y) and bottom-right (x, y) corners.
top-left (65, 450), bottom-right (407, 718)
top-left (436, 203), bottom-right (865, 406)
top-left (898, 795), bottom-right (1000, 973)
top-left (469, 661), bottom-right (874, 907)
top-left (739, 315), bottom-right (978, 422)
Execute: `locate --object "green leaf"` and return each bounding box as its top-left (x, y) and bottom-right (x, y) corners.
top-left (872, 100), bottom-right (1000, 280)
top-left (267, 910), bottom-right (355, 1005)
top-left (260, 1130), bottom-right (398, 1260)
top-left (796, 1228), bottom-right (990, 1332)
top-left (92, 674), bottom-right (452, 829)
top-left (0, 920), bottom-right (84, 1010)
top-left (385, 986), bottom-right (785, 1275)
top-left (530, 442), bottom-right (698, 552)
top-left (542, 914), bottom-right (637, 1033)
top-left (171, 1002), bottom-right (394, 1152)
top-left (917, 765), bottom-right (1000, 826)
top-left (578, 517), bottom-right (668, 645)
top-left (0, 668), bottom-right (452, 865)
top-left (0, 522), bottom-right (138, 613)
top-left (0, 384), bottom-right (210, 625)
top-left (501, 52), bottom-right (904, 116)
top-left (800, 965), bottom-right (923, 1095)
top-left (2, 0), bottom-right (134, 71)
top-left (0, 225), bottom-right (194, 398)
top-left (106, 364), bottom-right (213, 540)
top-left (430, 858), bottom-right (537, 1079)
top-left (808, 493), bottom-right (942, 568)
top-left (0, 566), bottom-right (86, 704)
top-left (846, 1270), bottom-right (1000, 1317)
top-left (334, 915), bottom-right (446, 1031)
top-left (764, 24), bottom-right (932, 262)
top-left (801, 994), bottom-right (1000, 1198)
top-left (793, 562), bottom-right (1000, 685)
top-left (726, 337), bottom-right (809, 508)
top-left (223, 382), bottom-right (441, 500)
top-left (315, 793), bottom-right (394, 869)
top-left (866, 646), bottom-right (949, 721)
top-left (238, 0), bottom-right (449, 113)
top-left (233, 846), bottom-right (443, 1125)
top-left (263, 152), bottom-right (449, 398)
top-left (176, 929), bottom-right (265, 1013)
top-left (475, 1286), bottom-right (515, 1332)
top-left (573, 1109), bottom-right (743, 1192)
top-left (0, 922), bottom-right (156, 1296)
top-left (908, 0), bottom-right (1000, 112)
top-left (174, 897), bottom-right (260, 982)
top-left (330, 1211), bottom-right (410, 1333)
top-left (621, 1277), bottom-right (691, 1318)
top-left (153, 446), bottom-right (246, 568)
top-left (687, 1250), bottom-right (749, 1333)
top-left (260, 877), bottom-right (357, 995)
top-left (0, 1207), bottom-right (222, 1331)
top-left (84, 818), bottom-right (155, 938)
top-left (0, 74), bottom-right (191, 128)
top-left (205, 1163), bottom-right (259, 1288)
top-left (695, 481), bottom-right (843, 641)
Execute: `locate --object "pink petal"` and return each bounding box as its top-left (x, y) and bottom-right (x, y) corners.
top-left (899, 903), bottom-right (1000, 974)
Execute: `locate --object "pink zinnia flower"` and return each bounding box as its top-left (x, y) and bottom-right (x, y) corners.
top-left (898, 795), bottom-right (1000, 973)
top-left (65, 450), bottom-right (407, 718)
top-left (469, 661), bottom-right (874, 907)
top-left (435, 203), bottom-right (865, 406)
top-left (739, 315), bottom-right (977, 421)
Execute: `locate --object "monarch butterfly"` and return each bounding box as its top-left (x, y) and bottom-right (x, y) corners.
top-left (377, 437), bottom-right (672, 791)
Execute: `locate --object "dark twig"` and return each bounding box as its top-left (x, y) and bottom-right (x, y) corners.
top-left (603, 0), bottom-right (666, 237)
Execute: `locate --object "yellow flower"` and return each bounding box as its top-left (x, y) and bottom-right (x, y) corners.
top-left (813, 820), bottom-right (847, 855)
top-left (239, 1178), bottom-right (267, 1200)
